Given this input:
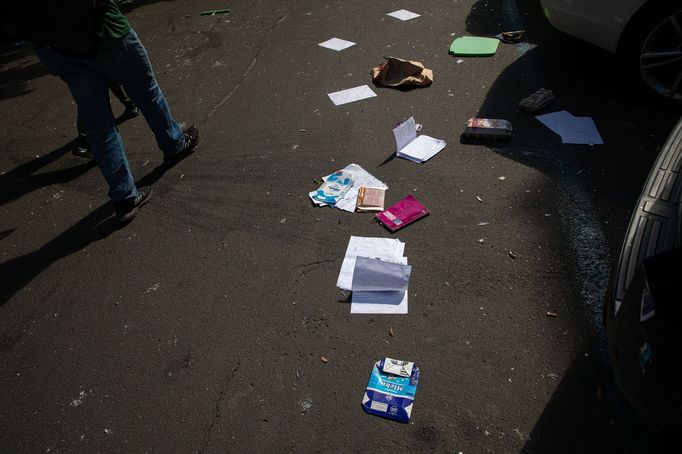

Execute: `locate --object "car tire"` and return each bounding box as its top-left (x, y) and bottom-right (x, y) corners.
top-left (618, 2), bottom-right (682, 103)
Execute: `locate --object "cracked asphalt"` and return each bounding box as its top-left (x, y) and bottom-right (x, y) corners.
top-left (0, 0), bottom-right (678, 452)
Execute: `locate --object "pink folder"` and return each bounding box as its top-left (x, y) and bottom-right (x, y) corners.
top-left (375, 195), bottom-right (429, 231)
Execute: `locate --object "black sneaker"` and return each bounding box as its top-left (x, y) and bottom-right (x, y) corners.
top-left (163, 125), bottom-right (199, 166)
top-left (114, 187), bottom-right (153, 223)
top-left (120, 104), bottom-right (139, 120)
top-left (72, 137), bottom-right (93, 159)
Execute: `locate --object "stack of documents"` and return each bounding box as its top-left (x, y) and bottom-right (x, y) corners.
top-left (393, 117), bottom-right (447, 163)
top-left (337, 236), bottom-right (411, 314)
top-left (309, 164), bottom-right (388, 212)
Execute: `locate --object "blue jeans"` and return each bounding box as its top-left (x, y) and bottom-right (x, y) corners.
top-left (36, 29), bottom-right (184, 203)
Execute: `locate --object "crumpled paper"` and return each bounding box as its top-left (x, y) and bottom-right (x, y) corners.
top-left (371, 57), bottom-right (433, 87)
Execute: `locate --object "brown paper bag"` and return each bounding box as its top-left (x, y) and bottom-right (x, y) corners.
top-left (371, 57), bottom-right (433, 87)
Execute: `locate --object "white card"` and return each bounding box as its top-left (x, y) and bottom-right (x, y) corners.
top-left (387, 9), bottom-right (420, 21)
top-left (318, 37), bottom-right (356, 52)
top-left (328, 85), bottom-right (377, 106)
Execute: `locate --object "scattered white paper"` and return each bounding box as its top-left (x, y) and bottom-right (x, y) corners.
top-left (337, 237), bottom-right (405, 290)
top-left (351, 257), bottom-right (411, 292)
top-left (328, 85), bottom-right (377, 106)
top-left (535, 110), bottom-right (603, 145)
top-left (337, 237), bottom-right (410, 315)
top-left (393, 117), bottom-right (447, 163)
top-left (387, 9), bottom-right (420, 21)
top-left (318, 37), bottom-right (356, 52)
top-left (351, 257), bottom-right (409, 314)
top-left (309, 163), bottom-right (388, 212)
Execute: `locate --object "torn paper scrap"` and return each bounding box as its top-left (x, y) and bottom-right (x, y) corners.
top-left (318, 37), bottom-right (356, 52)
top-left (328, 85), bottom-right (377, 106)
top-left (387, 9), bottom-right (420, 21)
top-left (535, 110), bottom-right (603, 145)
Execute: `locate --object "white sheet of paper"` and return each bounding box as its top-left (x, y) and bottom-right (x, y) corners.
top-left (535, 110), bottom-right (603, 145)
top-left (561, 116), bottom-right (604, 144)
top-left (387, 9), bottom-right (420, 21)
top-left (351, 258), bottom-right (409, 314)
top-left (397, 135), bottom-right (447, 163)
top-left (393, 117), bottom-right (418, 152)
top-left (337, 236), bottom-right (405, 290)
top-left (328, 85), bottom-right (377, 106)
top-left (318, 37), bottom-right (356, 52)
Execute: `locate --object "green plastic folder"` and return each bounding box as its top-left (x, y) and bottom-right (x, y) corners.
top-left (449, 36), bottom-right (499, 57)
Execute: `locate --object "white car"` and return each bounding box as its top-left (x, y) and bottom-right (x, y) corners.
top-left (540, 0), bottom-right (682, 102)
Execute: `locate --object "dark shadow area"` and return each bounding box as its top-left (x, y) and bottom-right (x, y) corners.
top-left (1, 111), bottom-right (140, 207)
top-left (0, 161), bottom-right (174, 305)
top-left (371, 82), bottom-right (431, 93)
top-left (377, 151), bottom-right (397, 167)
top-left (0, 44), bottom-right (47, 101)
top-left (0, 139), bottom-right (95, 207)
top-left (0, 228), bottom-right (16, 241)
top-left (460, 0), bottom-right (678, 452)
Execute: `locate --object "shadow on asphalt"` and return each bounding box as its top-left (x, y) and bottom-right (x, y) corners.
top-left (0, 140), bottom-right (95, 207)
top-left (0, 110), bottom-right (141, 207)
top-left (0, 162), bottom-right (175, 305)
top-left (461, 0), bottom-right (674, 452)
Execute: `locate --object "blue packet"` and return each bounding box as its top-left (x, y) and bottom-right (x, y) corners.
top-left (362, 358), bottom-right (420, 423)
top-left (311, 170), bottom-right (353, 205)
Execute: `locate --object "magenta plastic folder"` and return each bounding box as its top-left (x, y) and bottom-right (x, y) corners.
top-left (375, 195), bottom-right (429, 231)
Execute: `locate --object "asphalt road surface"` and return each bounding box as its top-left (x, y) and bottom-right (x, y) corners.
top-left (0, 0), bottom-right (679, 452)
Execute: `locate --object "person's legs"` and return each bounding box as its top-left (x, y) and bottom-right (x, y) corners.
top-left (109, 81), bottom-right (139, 116)
top-left (104, 30), bottom-right (185, 157)
top-left (36, 48), bottom-right (139, 203)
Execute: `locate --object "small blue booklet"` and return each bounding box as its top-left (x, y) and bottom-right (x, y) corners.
top-left (362, 357), bottom-right (420, 423)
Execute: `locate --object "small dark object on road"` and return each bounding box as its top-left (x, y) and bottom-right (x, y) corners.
top-left (200, 9), bottom-right (230, 16)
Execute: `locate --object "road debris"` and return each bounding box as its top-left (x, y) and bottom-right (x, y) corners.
top-left (508, 251), bottom-right (517, 259)
top-left (518, 88), bottom-right (555, 112)
top-left (318, 37), bottom-right (356, 52)
top-left (200, 9), bottom-right (230, 16)
top-left (371, 57), bottom-right (433, 87)
top-left (546, 311), bottom-right (558, 317)
top-left (393, 117), bottom-right (446, 163)
top-left (376, 195), bottom-right (429, 232)
top-left (496, 30), bottom-right (526, 43)
top-left (388, 325), bottom-right (395, 337)
top-left (465, 118), bottom-right (512, 140)
top-left (321, 356), bottom-right (329, 364)
top-left (362, 358), bottom-right (419, 422)
top-left (476, 196), bottom-right (483, 203)
top-left (449, 36), bottom-right (499, 56)
top-left (386, 9), bottom-right (420, 21)
top-left (546, 373), bottom-right (560, 380)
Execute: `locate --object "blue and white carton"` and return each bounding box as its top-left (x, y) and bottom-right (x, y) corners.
top-left (362, 357), bottom-right (420, 423)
